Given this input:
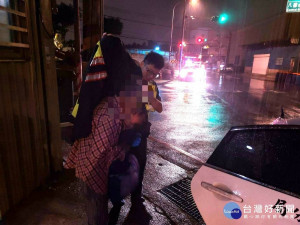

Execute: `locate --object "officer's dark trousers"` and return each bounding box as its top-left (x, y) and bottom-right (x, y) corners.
top-left (130, 135), bottom-right (147, 203)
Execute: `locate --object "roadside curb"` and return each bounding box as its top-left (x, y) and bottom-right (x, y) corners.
top-left (241, 73), bottom-right (276, 82)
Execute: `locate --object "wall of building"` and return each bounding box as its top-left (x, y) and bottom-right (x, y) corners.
top-left (227, 30), bottom-right (247, 67)
top-left (227, 0), bottom-right (300, 74)
top-left (245, 46), bottom-right (300, 73)
top-left (1, 0), bottom-right (62, 216)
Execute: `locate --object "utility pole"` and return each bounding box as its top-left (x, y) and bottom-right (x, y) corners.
top-left (179, 0), bottom-right (187, 73)
top-left (38, 0), bottom-right (62, 172)
top-left (169, 1), bottom-right (181, 62)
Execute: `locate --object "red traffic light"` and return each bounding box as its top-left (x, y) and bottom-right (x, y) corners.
top-left (196, 37), bottom-right (204, 44)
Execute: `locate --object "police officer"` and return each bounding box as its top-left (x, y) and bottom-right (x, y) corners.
top-left (130, 52), bottom-right (164, 208)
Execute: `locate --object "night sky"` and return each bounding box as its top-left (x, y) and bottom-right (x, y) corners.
top-left (104, 0), bottom-right (179, 45)
top-left (57, 0), bottom-right (254, 47)
top-left (103, 0), bottom-right (237, 46)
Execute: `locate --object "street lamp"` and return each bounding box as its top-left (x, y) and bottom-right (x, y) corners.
top-left (211, 13), bottom-right (230, 65)
top-left (169, 0), bottom-right (199, 69)
top-left (190, 0), bottom-right (198, 7)
top-left (169, 1), bottom-right (181, 61)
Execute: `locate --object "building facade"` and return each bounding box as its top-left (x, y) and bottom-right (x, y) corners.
top-left (227, 0), bottom-right (300, 75)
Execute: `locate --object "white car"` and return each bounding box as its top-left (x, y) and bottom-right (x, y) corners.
top-left (179, 65), bottom-right (206, 82)
top-left (191, 125), bottom-right (300, 224)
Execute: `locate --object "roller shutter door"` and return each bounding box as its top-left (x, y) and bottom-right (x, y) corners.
top-left (252, 54), bottom-right (270, 75)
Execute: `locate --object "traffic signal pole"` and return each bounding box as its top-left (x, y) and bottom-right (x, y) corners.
top-left (179, 0), bottom-right (187, 73)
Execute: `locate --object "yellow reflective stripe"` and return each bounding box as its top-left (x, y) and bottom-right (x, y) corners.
top-left (94, 41), bottom-right (103, 58)
top-left (72, 100), bottom-right (79, 118)
top-left (152, 84), bottom-right (158, 99)
top-left (145, 83), bottom-right (157, 112)
top-left (72, 42), bottom-right (105, 118)
top-left (145, 104), bottom-right (154, 112)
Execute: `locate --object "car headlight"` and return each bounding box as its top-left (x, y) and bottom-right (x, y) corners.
top-left (180, 69), bottom-right (188, 78)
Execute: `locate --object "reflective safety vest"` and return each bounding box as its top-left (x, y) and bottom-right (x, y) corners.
top-left (85, 41), bottom-right (107, 82)
top-left (145, 82), bottom-right (158, 112)
top-left (72, 41), bottom-right (107, 118)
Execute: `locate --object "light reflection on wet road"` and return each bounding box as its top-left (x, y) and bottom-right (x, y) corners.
top-left (149, 73), bottom-right (300, 162)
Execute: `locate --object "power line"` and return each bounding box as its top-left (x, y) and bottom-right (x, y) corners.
top-left (104, 15), bottom-right (181, 44)
top-left (104, 14), bottom-right (181, 29)
top-left (119, 34), bottom-right (170, 44)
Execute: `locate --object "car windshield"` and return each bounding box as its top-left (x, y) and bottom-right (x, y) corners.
top-left (207, 127), bottom-right (300, 196)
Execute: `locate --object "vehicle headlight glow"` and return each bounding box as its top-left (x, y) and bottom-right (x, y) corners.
top-left (193, 67), bottom-right (206, 81)
top-left (185, 59), bottom-right (193, 67)
top-left (246, 145), bottom-right (253, 150)
top-left (180, 69), bottom-right (188, 78)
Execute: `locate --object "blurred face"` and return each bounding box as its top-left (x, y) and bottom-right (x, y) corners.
top-left (141, 62), bottom-right (161, 82)
top-left (118, 91), bottom-right (145, 127)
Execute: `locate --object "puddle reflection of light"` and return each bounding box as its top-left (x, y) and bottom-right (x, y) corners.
top-left (191, 68), bottom-right (207, 92)
top-left (160, 79), bottom-right (228, 145)
top-left (180, 69), bottom-right (188, 79)
top-left (218, 75), bottom-right (223, 88)
top-left (207, 104), bottom-right (224, 127)
top-left (193, 67), bottom-right (206, 83)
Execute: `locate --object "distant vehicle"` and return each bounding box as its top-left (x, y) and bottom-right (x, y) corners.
top-left (191, 125), bottom-right (300, 225)
top-left (179, 66), bottom-right (195, 81)
top-left (193, 61), bottom-right (202, 68)
top-left (204, 62), bottom-right (218, 71)
top-left (205, 63), bottom-right (213, 70)
top-left (220, 64), bottom-right (235, 73)
top-left (179, 65), bottom-right (206, 82)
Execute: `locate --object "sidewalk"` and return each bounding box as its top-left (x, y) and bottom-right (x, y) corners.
top-left (3, 139), bottom-right (199, 225)
top-left (241, 73), bottom-right (276, 82)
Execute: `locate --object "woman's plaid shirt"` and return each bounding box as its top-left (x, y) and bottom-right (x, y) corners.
top-left (65, 97), bottom-right (125, 194)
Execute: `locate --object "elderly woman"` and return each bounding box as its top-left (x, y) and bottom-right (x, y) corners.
top-left (64, 82), bottom-right (146, 225)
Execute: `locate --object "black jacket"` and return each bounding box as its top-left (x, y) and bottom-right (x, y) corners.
top-left (73, 35), bottom-right (141, 140)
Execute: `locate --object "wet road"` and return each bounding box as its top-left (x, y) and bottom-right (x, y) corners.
top-left (149, 72), bottom-right (300, 163)
top-left (7, 72), bottom-right (300, 225)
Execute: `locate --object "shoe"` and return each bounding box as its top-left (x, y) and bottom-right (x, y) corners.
top-left (108, 200), bottom-right (124, 225)
top-left (127, 203), bottom-right (152, 223)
